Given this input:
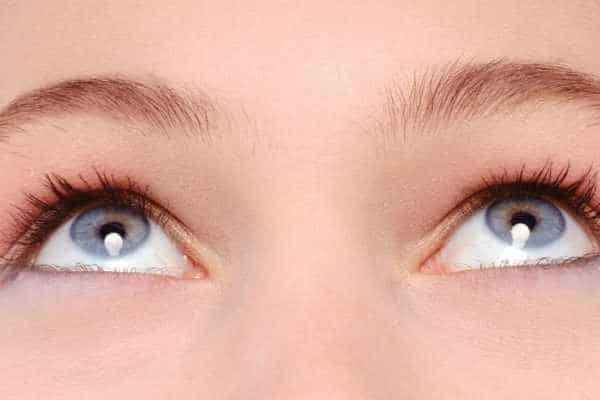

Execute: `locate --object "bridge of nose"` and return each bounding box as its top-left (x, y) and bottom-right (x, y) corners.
top-left (181, 172), bottom-right (417, 398)
top-left (212, 245), bottom-right (409, 398)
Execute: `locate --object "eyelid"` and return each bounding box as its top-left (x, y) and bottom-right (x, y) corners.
top-left (1, 174), bottom-right (158, 262)
top-left (0, 171), bottom-right (222, 281)
top-left (414, 162), bottom-right (600, 274)
top-left (417, 197), bottom-right (579, 275)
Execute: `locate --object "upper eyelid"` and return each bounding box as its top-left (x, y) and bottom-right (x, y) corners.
top-left (1, 173), bottom-right (223, 282)
top-left (441, 162), bottom-right (598, 224)
top-left (0, 172), bottom-right (168, 262)
top-left (416, 162), bottom-right (600, 267)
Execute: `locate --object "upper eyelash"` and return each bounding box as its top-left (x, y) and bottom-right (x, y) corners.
top-left (481, 161), bottom-right (597, 210)
top-left (467, 161), bottom-right (600, 234)
top-left (6, 163), bottom-right (600, 246)
top-left (2, 161), bottom-right (599, 277)
top-left (0, 170), bottom-right (169, 264)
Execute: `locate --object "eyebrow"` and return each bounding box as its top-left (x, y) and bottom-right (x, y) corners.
top-left (0, 77), bottom-right (219, 143)
top-left (380, 59), bottom-right (600, 139)
top-left (1, 60), bottom-right (600, 145)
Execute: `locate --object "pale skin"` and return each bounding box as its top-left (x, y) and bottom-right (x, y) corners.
top-left (2, 1), bottom-right (600, 398)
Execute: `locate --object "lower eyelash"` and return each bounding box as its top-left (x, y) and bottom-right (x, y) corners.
top-left (0, 169), bottom-right (166, 266)
top-left (474, 252), bottom-right (600, 270)
top-left (35, 264), bottom-right (171, 274)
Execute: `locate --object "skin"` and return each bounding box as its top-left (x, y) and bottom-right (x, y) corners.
top-left (2, 1), bottom-right (600, 398)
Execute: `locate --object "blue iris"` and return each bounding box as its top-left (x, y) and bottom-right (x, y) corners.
top-left (485, 195), bottom-right (565, 248)
top-left (69, 205), bottom-right (150, 257)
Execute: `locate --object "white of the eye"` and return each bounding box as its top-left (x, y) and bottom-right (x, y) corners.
top-left (438, 204), bottom-right (596, 271)
top-left (34, 215), bottom-right (190, 276)
top-left (104, 232), bottom-right (124, 257)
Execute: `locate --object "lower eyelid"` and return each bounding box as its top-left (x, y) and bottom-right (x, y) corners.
top-left (423, 246), bottom-right (600, 275)
top-left (414, 254), bottom-right (600, 286)
top-left (2, 268), bottom-right (215, 298)
top-left (0, 263), bottom-right (29, 287)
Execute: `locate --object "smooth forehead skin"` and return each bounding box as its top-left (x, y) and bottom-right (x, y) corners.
top-left (2, 1), bottom-right (600, 399)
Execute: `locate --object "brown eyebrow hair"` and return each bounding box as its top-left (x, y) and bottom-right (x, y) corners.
top-left (1, 60), bottom-right (600, 145)
top-left (381, 59), bottom-right (600, 139)
top-left (0, 77), bottom-right (219, 142)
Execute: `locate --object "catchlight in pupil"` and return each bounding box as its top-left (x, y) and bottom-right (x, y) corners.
top-left (99, 222), bottom-right (126, 239)
top-left (510, 212), bottom-right (537, 231)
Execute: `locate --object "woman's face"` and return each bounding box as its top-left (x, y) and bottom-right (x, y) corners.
top-left (2, 1), bottom-right (600, 398)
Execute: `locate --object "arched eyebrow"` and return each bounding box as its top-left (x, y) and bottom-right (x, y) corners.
top-left (0, 77), bottom-right (220, 143)
top-left (1, 61), bottom-right (600, 145)
top-left (380, 59), bottom-right (600, 139)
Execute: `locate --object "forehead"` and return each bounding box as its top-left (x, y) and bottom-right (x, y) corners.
top-left (1, 0), bottom-right (600, 143)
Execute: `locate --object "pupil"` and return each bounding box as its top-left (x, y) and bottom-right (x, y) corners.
top-left (510, 211), bottom-right (537, 231)
top-left (99, 222), bottom-right (126, 239)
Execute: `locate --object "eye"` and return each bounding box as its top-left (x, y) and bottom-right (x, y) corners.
top-left (31, 204), bottom-right (199, 277)
top-left (426, 194), bottom-right (598, 273)
top-left (0, 173), bottom-right (208, 280)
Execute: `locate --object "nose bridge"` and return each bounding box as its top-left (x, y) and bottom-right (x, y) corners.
top-left (227, 202), bottom-right (391, 398)
top-left (235, 264), bottom-right (381, 398)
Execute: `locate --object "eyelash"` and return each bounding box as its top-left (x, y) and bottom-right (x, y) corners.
top-left (1, 162), bottom-right (599, 276)
top-left (421, 161), bottom-right (600, 272)
top-left (474, 162), bottom-right (600, 236)
top-left (0, 170), bottom-right (169, 266)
